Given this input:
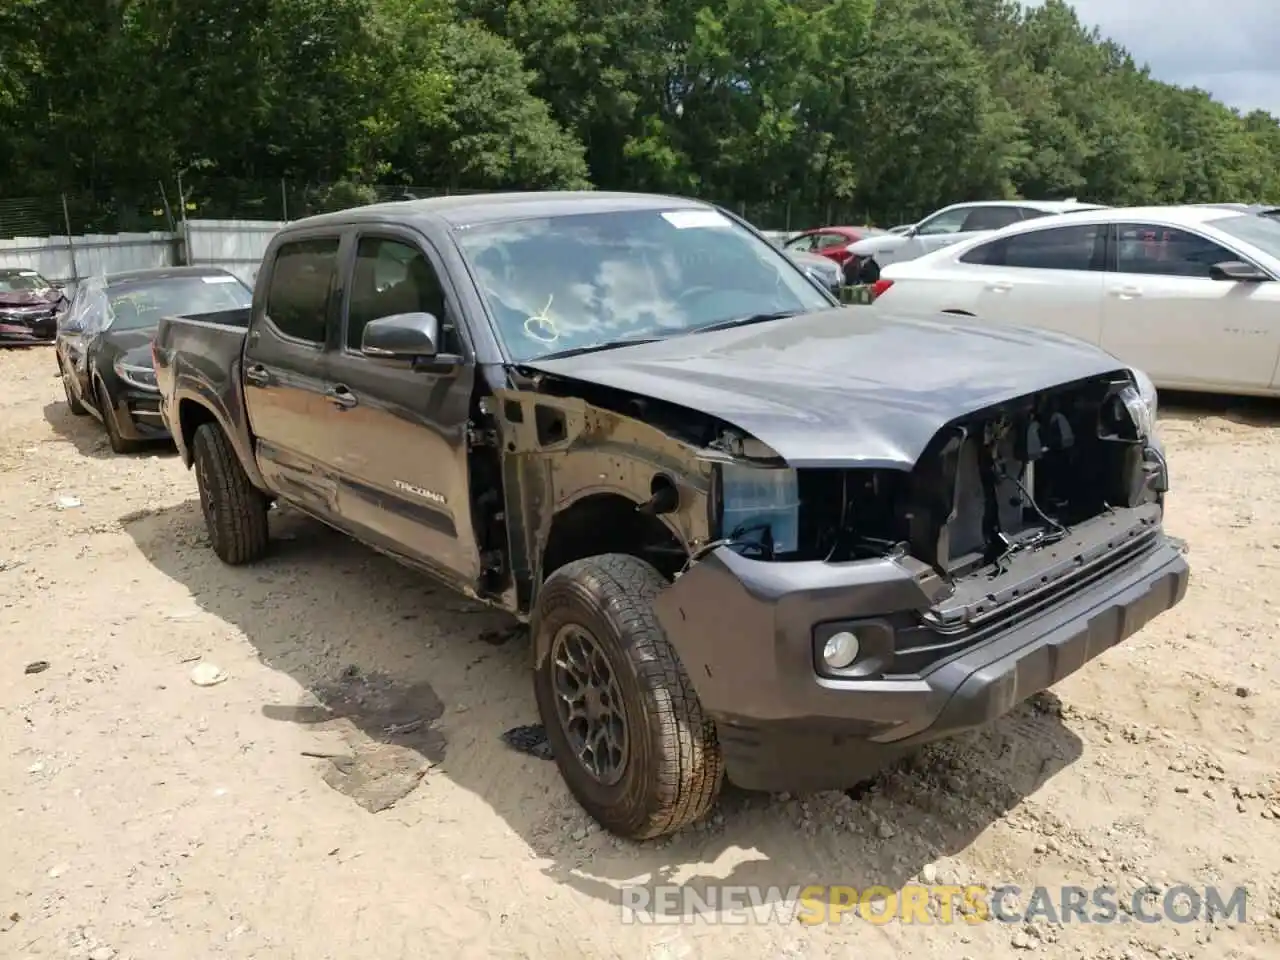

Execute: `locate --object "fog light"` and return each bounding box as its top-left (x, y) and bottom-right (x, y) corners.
top-left (822, 631), bottom-right (860, 670)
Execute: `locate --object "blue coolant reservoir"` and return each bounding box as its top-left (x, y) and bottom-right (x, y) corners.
top-left (719, 464), bottom-right (800, 555)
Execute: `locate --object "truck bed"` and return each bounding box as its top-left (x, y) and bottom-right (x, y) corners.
top-left (152, 307), bottom-right (255, 473)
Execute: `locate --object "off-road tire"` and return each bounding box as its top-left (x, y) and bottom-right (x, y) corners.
top-left (192, 422), bottom-right (269, 565)
top-left (97, 379), bottom-right (140, 453)
top-left (60, 360), bottom-right (87, 415)
top-left (533, 553), bottom-right (724, 840)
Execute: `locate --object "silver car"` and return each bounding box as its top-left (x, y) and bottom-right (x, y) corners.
top-left (844, 199), bottom-right (1105, 283)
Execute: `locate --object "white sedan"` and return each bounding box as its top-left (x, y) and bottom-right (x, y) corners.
top-left (874, 205), bottom-right (1280, 397)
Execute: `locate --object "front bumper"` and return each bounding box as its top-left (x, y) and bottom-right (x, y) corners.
top-left (653, 519), bottom-right (1189, 793)
top-left (0, 315), bottom-right (57, 344)
top-left (109, 388), bottom-right (171, 441)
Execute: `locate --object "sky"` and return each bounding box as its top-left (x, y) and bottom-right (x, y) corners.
top-left (1050, 0), bottom-right (1280, 115)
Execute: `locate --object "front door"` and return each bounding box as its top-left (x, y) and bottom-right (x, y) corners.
top-left (242, 232), bottom-right (343, 517)
top-left (323, 229), bottom-right (482, 589)
top-left (1100, 222), bottom-right (1280, 390)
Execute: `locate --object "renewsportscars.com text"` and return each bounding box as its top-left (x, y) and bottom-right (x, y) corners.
top-left (619, 883), bottom-right (1250, 926)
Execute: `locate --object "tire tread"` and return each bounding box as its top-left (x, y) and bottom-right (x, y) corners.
top-left (192, 423), bottom-right (269, 565)
top-left (538, 553), bottom-right (723, 840)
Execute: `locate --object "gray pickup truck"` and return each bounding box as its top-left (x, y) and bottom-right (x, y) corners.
top-left (152, 191), bottom-right (1188, 840)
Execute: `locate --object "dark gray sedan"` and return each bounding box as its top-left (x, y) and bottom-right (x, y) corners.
top-left (55, 266), bottom-right (252, 453)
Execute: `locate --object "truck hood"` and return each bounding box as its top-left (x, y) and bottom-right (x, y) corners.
top-left (519, 307), bottom-right (1130, 469)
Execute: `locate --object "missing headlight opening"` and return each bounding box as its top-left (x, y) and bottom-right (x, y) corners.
top-left (717, 373), bottom-right (1166, 580)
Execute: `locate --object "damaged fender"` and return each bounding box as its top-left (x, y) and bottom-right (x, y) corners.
top-left (492, 386), bottom-right (715, 615)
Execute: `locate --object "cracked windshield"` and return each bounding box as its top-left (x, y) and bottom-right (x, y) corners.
top-left (456, 207), bottom-right (832, 361)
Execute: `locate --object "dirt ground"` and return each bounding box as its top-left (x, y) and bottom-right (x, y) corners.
top-left (3, 344), bottom-right (1280, 960)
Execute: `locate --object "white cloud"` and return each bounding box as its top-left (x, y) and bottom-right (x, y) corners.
top-left (1035, 0), bottom-right (1280, 114)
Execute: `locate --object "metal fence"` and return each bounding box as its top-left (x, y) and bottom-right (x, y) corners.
top-left (180, 220), bottom-right (284, 286)
top-left (0, 219), bottom-right (803, 294)
top-left (0, 220), bottom-right (281, 292)
top-left (0, 177), bottom-right (909, 241)
top-left (0, 176), bottom-right (916, 289)
top-left (0, 231), bottom-right (176, 290)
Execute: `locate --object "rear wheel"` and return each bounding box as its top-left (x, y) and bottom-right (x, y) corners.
top-left (533, 553), bottom-right (723, 840)
top-left (97, 379), bottom-right (140, 453)
top-left (192, 422), bottom-right (269, 565)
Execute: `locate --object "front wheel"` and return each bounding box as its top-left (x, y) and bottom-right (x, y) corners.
top-left (191, 422), bottom-right (270, 565)
top-left (533, 553), bottom-right (724, 840)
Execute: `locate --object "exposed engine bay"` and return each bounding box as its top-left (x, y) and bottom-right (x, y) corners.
top-left (719, 373), bottom-right (1165, 585)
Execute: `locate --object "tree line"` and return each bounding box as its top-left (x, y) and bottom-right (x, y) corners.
top-left (3, 0), bottom-right (1279, 229)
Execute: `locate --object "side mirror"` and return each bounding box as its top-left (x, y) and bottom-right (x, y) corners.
top-left (1209, 260), bottom-right (1270, 282)
top-left (361, 311), bottom-right (440, 359)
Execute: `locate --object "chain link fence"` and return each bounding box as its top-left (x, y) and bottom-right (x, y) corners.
top-left (0, 177), bottom-right (919, 240)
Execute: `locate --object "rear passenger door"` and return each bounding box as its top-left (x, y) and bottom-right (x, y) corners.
top-left (962, 223), bottom-right (1107, 343)
top-left (242, 231), bottom-right (344, 517)
top-left (322, 228), bottom-right (483, 589)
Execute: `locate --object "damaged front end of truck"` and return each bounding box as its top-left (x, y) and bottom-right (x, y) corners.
top-left (494, 355), bottom-right (1186, 793)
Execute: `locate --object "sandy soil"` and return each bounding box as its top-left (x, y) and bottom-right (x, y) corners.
top-left (3, 344), bottom-right (1280, 960)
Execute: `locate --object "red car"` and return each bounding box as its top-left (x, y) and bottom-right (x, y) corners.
top-left (0, 268), bottom-right (67, 344)
top-left (781, 226), bottom-right (886, 265)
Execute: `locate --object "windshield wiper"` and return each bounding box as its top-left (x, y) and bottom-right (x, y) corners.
top-left (531, 335), bottom-right (664, 362)
top-left (688, 310), bottom-right (799, 335)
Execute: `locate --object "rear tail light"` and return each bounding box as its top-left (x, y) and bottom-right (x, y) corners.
top-left (870, 278), bottom-right (894, 299)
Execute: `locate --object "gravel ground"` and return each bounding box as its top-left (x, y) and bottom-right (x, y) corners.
top-left (2, 344), bottom-right (1280, 960)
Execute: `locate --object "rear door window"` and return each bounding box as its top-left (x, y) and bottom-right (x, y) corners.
top-left (961, 224), bottom-right (1104, 271)
top-left (265, 237), bottom-right (341, 342)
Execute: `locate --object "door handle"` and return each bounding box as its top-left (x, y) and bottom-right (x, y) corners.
top-left (986, 281), bottom-right (1012, 293)
top-left (245, 364), bottom-right (270, 386)
top-left (326, 384), bottom-right (358, 409)
top-left (1113, 286), bottom-right (1143, 299)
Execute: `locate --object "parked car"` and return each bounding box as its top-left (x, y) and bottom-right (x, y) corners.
top-left (785, 248), bottom-right (844, 295)
top-left (0, 268), bottom-right (68, 344)
top-left (781, 226), bottom-right (886, 267)
top-left (874, 204), bottom-right (1280, 397)
top-left (56, 266), bottom-right (252, 452)
top-left (152, 191), bottom-right (1186, 840)
top-left (843, 199), bottom-right (1106, 284)
top-left (1192, 202), bottom-right (1280, 221)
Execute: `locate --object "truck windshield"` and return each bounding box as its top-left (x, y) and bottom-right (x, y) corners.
top-left (104, 275), bottom-right (252, 332)
top-left (454, 207), bottom-right (833, 362)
